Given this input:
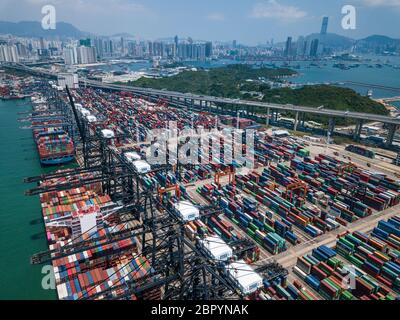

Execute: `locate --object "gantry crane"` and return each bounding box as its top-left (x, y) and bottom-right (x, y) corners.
top-left (337, 162), bottom-right (356, 176)
top-left (26, 81), bottom-right (279, 301)
top-left (284, 180), bottom-right (308, 203)
top-left (214, 166), bottom-right (236, 189)
top-left (158, 184), bottom-right (181, 203)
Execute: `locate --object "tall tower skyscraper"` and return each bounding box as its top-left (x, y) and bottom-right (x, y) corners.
top-left (94, 38), bottom-right (104, 58)
top-left (296, 36), bottom-right (306, 56)
top-left (205, 42), bottom-right (213, 57)
top-left (284, 37), bottom-right (292, 57)
top-left (320, 16), bottom-right (329, 35)
top-left (174, 35), bottom-right (179, 57)
top-left (310, 39), bottom-right (320, 57)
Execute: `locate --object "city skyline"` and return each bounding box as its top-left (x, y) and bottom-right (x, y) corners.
top-left (0, 0), bottom-right (399, 45)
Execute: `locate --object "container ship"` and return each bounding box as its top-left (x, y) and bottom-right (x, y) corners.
top-left (37, 170), bottom-right (161, 300)
top-left (34, 128), bottom-right (75, 165)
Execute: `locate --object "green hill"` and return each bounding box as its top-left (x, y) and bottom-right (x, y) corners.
top-left (129, 64), bottom-right (296, 98)
top-left (124, 64), bottom-right (388, 125)
top-left (261, 85), bottom-right (388, 125)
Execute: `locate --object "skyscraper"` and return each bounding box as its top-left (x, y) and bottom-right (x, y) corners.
top-left (174, 35), bottom-right (179, 57)
top-left (320, 17), bottom-right (329, 35)
top-left (16, 43), bottom-right (28, 58)
top-left (39, 37), bottom-right (46, 50)
top-left (310, 39), bottom-right (320, 57)
top-left (120, 37), bottom-right (125, 55)
top-left (94, 38), bottom-right (104, 58)
top-left (104, 40), bottom-right (114, 57)
top-left (284, 37), bottom-right (292, 57)
top-left (205, 42), bottom-right (213, 58)
top-left (296, 36), bottom-right (306, 57)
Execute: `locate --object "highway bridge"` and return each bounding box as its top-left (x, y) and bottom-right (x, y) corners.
top-left (344, 81), bottom-right (400, 93)
top-left (3, 62), bottom-right (400, 147)
top-left (381, 96), bottom-right (400, 103)
top-left (24, 59), bottom-right (64, 67)
top-left (80, 79), bottom-right (400, 147)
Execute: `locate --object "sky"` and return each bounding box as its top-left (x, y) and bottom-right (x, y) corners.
top-left (0, 0), bottom-right (399, 44)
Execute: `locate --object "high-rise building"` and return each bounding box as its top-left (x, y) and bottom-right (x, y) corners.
top-left (174, 35), bottom-right (179, 57)
top-left (79, 38), bottom-right (92, 47)
top-left (193, 44), bottom-right (207, 60)
top-left (64, 46), bottom-right (96, 65)
top-left (296, 36), bottom-right (306, 57)
top-left (0, 45), bottom-right (19, 62)
top-left (131, 42), bottom-right (144, 57)
top-left (120, 37), bottom-right (126, 56)
top-left (63, 47), bottom-right (78, 65)
top-left (39, 37), bottom-right (46, 50)
top-left (178, 43), bottom-right (187, 60)
top-left (94, 38), bottom-right (104, 58)
top-left (284, 37), bottom-right (293, 57)
top-left (148, 41), bottom-right (165, 57)
top-left (103, 40), bottom-right (114, 56)
top-left (16, 43), bottom-right (28, 58)
top-left (320, 16), bottom-right (329, 35)
top-left (77, 46), bottom-right (97, 64)
top-left (310, 39), bottom-right (320, 57)
top-left (205, 42), bottom-right (213, 58)
top-left (232, 40), bottom-right (237, 48)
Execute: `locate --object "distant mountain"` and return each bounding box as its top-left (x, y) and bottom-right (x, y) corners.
top-left (357, 35), bottom-right (400, 46)
top-left (305, 33), bottom-right (355, 48)
top-left (0, 20), bottom-right (88, 38)
top-left (111, 32), bottom-right (135, 38)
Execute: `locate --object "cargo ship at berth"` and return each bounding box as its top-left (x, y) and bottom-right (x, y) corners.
top-left (34, 129), bottom-right (75, 165)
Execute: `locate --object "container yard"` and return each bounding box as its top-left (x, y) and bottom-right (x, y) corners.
top-left (289, 216), bottom-right (400, 300)
top-left (10, 76), bottom-right (400, 301)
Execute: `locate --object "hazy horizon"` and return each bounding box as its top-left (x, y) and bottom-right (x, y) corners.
top-left (0, 0), bottom-right (399, 44)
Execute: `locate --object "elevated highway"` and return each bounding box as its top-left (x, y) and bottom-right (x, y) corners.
top-left (3, 62), bottom-right (400, 147)
top-left (81, 79), bottom-right (400, 126)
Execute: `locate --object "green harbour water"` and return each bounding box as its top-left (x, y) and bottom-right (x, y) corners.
top-left (0, 98), bottom-right (56, 300)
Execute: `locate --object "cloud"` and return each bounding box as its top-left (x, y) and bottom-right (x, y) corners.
top-left (3, 0), bottom-right (153, 35)
top-left (359, 0), bottom-right (400, 6)
top-left (206, 13), bottom-right (225, 21)
top-left (251, 0), bottom-right (307, 21)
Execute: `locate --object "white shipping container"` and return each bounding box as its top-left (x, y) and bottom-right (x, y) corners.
top-left (293, 266), bottom-right (307, 280)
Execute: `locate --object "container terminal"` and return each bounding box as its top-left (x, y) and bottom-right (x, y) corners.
top-left (12, 74), bottom-right (400, 300)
